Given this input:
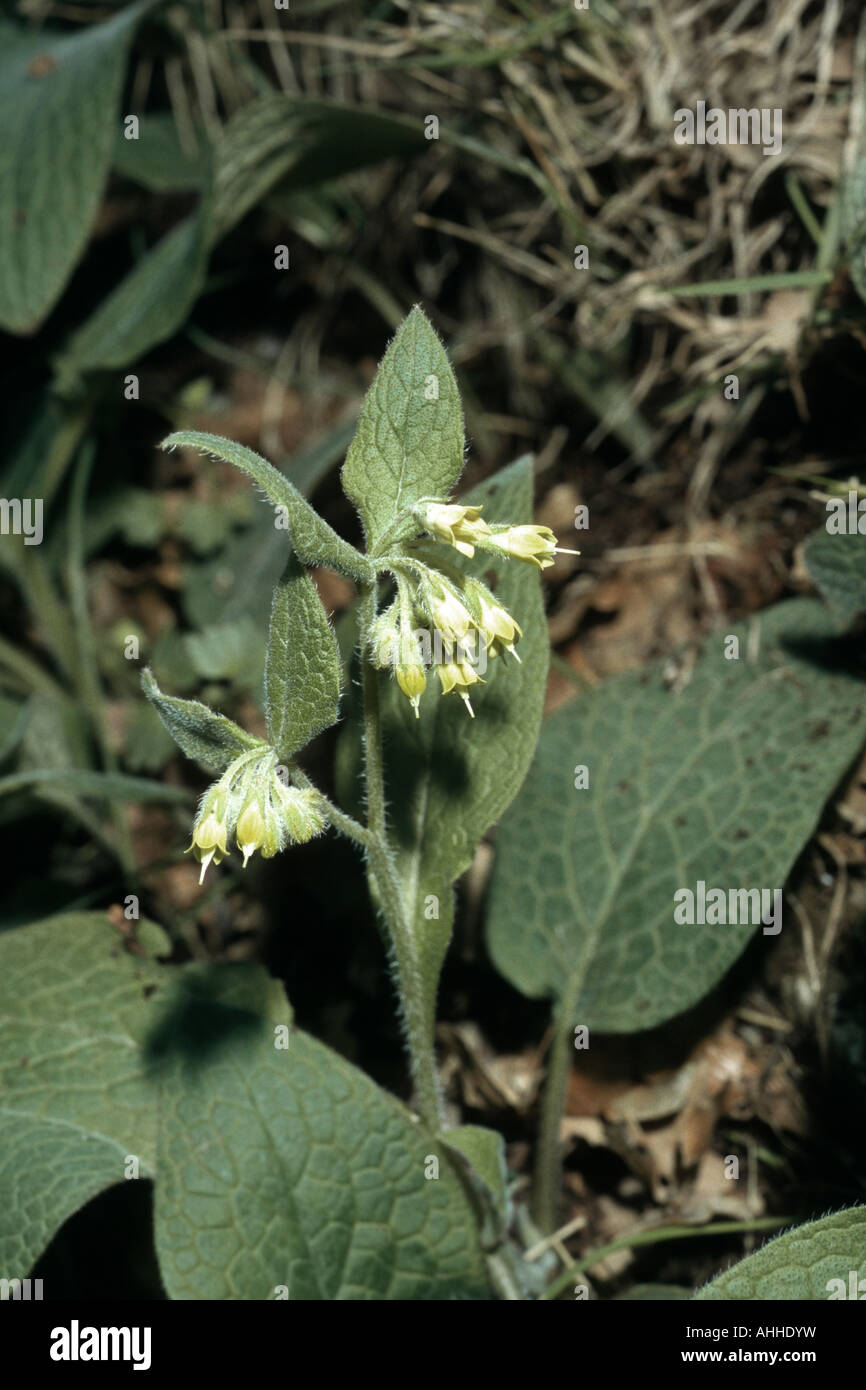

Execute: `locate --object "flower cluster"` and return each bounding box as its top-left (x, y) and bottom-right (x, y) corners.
top-left (373, 500), bottom-right (577, 718)
top-left (189, 748), bottom-right (327, 883)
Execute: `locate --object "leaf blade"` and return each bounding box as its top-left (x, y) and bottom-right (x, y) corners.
top-left (694, 1207), bottom-right (866, 1300)
top-left (803, 524), bottom-right (866, 626)
top-left (155, 1001), bottom-right (489, 1300)
top-left (0, 913), bottom-right (489, 1300)
top-left (341, 307), bottom-right (464, 549)
top-left (0, 4), bottom-right (153, 333)
top-left (265, 554), bottom-right (342, 759)
top-left (486, 599), bottom-right (866, 1032)
top-left (54, 205), bottom-right (211, 388)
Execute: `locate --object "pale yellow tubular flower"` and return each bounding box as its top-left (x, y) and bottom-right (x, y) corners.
top-left (187, 782), bottom-right (232, 883)
top-left (475, 591), bottom-right (522, 661)
top-left (189, 809), bottom-right (230, 884)
top-left (396, 662), bottom-right (426, 717)
top-left (420, 501), bottom-right (491, 558)
top-left (428, 581), bottom-right (474, 644)
top-left (486, 524), bottom-right (579, 570)
top-left (436, 660), bottom-right (484, 717)
top-left (236, 798), bottom-right (267, 868)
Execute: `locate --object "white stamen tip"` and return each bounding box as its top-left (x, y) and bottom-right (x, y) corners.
top-left (198, 849), bottom-right (215, 885)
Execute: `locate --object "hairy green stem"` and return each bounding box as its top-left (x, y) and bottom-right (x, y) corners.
top-left (359, 583), bottom-right (443, 1130)
top-left (531, 978), bottom-right (583, 1233)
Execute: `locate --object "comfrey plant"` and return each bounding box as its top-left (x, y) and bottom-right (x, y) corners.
top-left (171, 487), bottom-right (566, 885)
top-left (6, 312), bottom-right (866, 1302)
top-left (137, 307), bottom-right (575, 1296)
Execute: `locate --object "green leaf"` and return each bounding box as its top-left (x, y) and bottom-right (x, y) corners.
top-left (616, 1285), bottom-right (691, 1300)
top-left (843, 156), bottom-right (866, 305)
top-left (77, 96), bottom-right (425, 379)
top-left (0, 767), bottom-right (191, 803)
top-left (444, 1125), bottom-right (510, 1228)
top-left (0, 912), bottom-right (168, 1276)
top-left (0, 695), bottom-right (29, 763)
top-left (486, 599), bottom-right (866, 1032)
top-left (374, 456), bottom-right (548, 1038)
top-left (265, 554), bottom-right (341, 761)
top-left (803, 525), bottom-right (866, 625)
top-left (54, 203), bottom-right (211, 389)
top-left (0, 913), bottom-right (489, 1300)
top-left (113, 113), bottom-right (207, 192)
top-left (142, 668), bottom-right (265, 774)
top-left (0, 3), bottom-right (153, 333)
top-left (184, 619), bottom-right (264, 691)
top-left (341, 307), bottom-right (464, 550)
top-left (161, 431), bottom-right (373, 584)
top-left (155, 1004), bottom-right (488, 1300)
top-left (122, 701), bottom-right (179, 774)
top-left (212, 96), bottom-right (427, 241)
top-left (694, 1207), bottom-right (866, 1300)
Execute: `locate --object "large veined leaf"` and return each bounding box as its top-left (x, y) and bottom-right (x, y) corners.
top-left (0, 3), bottom-right (153, 334)
top-left (486, 599), bottom-right (866, 1032)
top-left (155, 1009), bottom-right (485, 1300)
top-left (372, 456), bottom-right (548, 1043)
top-left (265, 553), bottom-right (342, 761)
top-left (0, 914), bottom-right (489, 1300)
top-left (0, 914), bottom-right (170, 1277)
top-left (341, 307), bottom-right (465, 550)
top-left (694, 1207), bottom-right (866, 1299)
top-left (804, 524), bottom-right (866, 626)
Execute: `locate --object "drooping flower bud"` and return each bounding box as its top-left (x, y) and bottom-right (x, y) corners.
top-left (466, 583), bottom-right (522, 660)
top-left (189, 786), bottom-right (231, 883)
top-left (436, 659), bottom-right (485, 717)
top-left (370, 601), bottom-right (402, 669)
top-left (396, 662), bottom-right (427, 717)
top-left (274, 783), bottom-right (327, 844)
top-left (236, 797), bottom-right (268, 868)
top-left (426, 578), bottom-right (475, 645)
